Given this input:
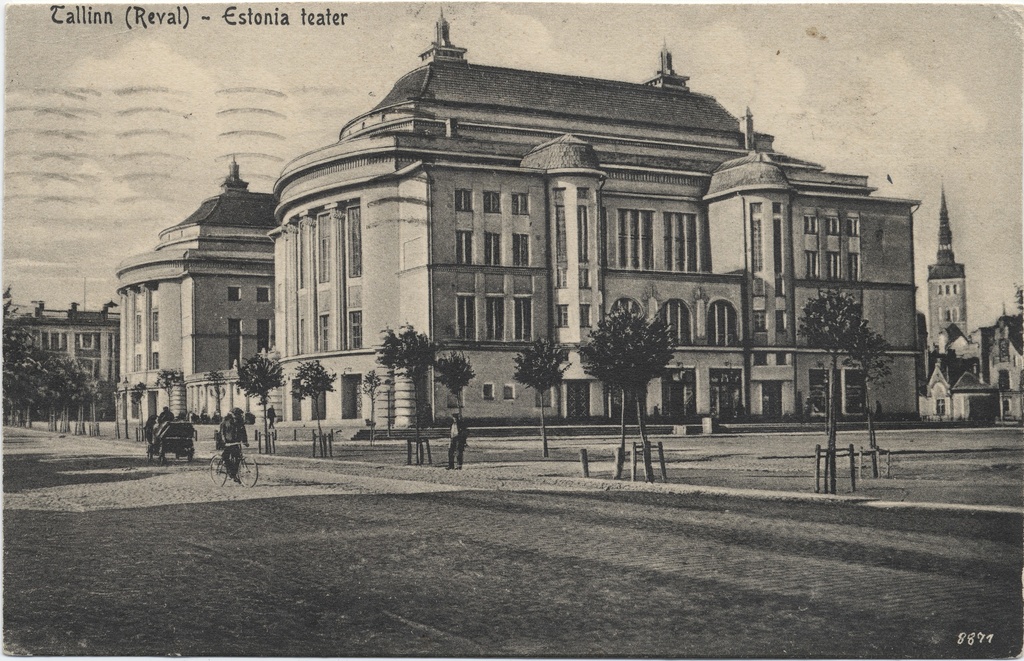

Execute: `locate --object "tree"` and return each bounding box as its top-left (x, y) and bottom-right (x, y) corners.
top-left (799, 289), bottom-right (863, 494)
top-left (434, 352), bottom-right (475, 417)
top-left (2, 288), bottom-right (46, 425)
top-left (130, 381), bottom-right (148, 418)
top-left (237, 353), bottom-right (285, 442)
top-left (376, 326), bottom-right (436, 442)
top-left (361, 370), bottom-right (383, 445)
top-left (845, 320), bottom-right (892, 456)
top-left (292, 360), bottom-right (337, 437)
top-left (155, 369), bottom-right (184, 415)
top-left (207, 370), bottom-right (227, 416)
top-left (41, 353), bottom-right (90, 432)
top-left (513, 339), bottom-right (569, 458)
top-left (579, 307), bottom-right (674, 480)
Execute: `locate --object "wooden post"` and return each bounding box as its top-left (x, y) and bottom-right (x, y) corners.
top-left (293, 429), bottom-right (297, 442)
top-left (631, 443), bottom-right (638, 482)
top-left (886, 450), bottom-right (891, 478)
top-left (815, 444), bottom-right (821, 493)
top-left (406, 439), bottom-right (413, 465)
top-left (848, 443), bottom-right (856, 492)
top-left (579, 448), bottom-right (590, 478)
top-left (857, 446), bottom-right (863, 481)
top-left (657, 442), bottom-right (668, 482)
top-left (871, 447), bottom-right (880, 479)
top-left (312, 432), bottom-right (317, 458)
top-left (424, 439), bottom-right (431, 465)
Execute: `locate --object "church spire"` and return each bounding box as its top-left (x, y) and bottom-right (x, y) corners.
top-left (643, 43), bottom-right (689, 92)
top-left (936, 185), bottom-right (955, 264)
top-left (222, 156), bottom-right (249, 192)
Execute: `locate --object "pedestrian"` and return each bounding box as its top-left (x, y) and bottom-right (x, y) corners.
top-left (267, 406), bottom-right (276, 429)
top-left (455, 416), bottom-right (469, 469)
top-left (447, 413), bottom-right (463, 470)
top-left (143, 413), bottom-right (158, 444)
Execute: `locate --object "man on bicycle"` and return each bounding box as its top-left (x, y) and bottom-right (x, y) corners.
top-left (219, 407), bottom-right (249, 483)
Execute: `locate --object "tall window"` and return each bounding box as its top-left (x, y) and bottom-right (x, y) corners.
top-left (298, 227), bottom-right (306, 289)
top-left (555, 205), bottom-right (567, 262)
top-left (512, 233), bottom-right (530, 266)
top-left (555, 304), bottom-right (569, 328)
top-left (579, 304), bottom-right (591, 328)
top-left (455, 189), bottom-right (472, 212)
top-left (848, 252), bottom-right (860, 281)
top-left (773, 214), bottom-right (784, 278)
top-left (805, 251), bottom-right (819, 279)
top-left (641, 211), bottom-right (654, 269)
top-left (826, 251), bottom-right (841, 280)
top-left (749, 202), bottom-right (763, 272)
top-left (483, 191), bottom-right (501, 214)
top-left (578, 205), bottom-right (589, 262)
top-left (775, 310), bottom-right (788, 333)
top-left (318, 214), bottom-right (331, 283)
top-left (134, 315), bottom-right (142, 342)
top-left (708, 301), bottom-right (738, 346)
top-left (151, 311), bottom-right (159, 342)
top-left (485, 298), bottom-right (504, 340)
top-left (511, 192), bottom-right (528, 215)
top-left (753, 310), bottom-right (767, 333)
top-left (484, 232), bottom-right (502, 265)
top-left (826, 215), bottom-right (841, 236)
top-left (256, 319), bottom-right (272, 353)
top-left (617, 209), bottom-right (654, 269)
top-left (349, 311), bottom-right (363, 349)
top-left (150, 352), bottom-right (159, 370)
top-left (579, 267), bottom-right (591, 289)
top-left (134, 354), bottom-right (142, 372)
top-left (318, 314), bottom-right (330, 351)
top-left (456, 296), bottom-right (475, 340)
top-left (347, 206), bottom-right (362, 278)
top-left (555, 266), bottom-right (568, 289)
top-left (228, 286), bottom-right (241, 301)
top-left (611, 298), bottom-right (643, 316)
top-left (456, 230), bottom-right (473, 264)
top-left (227, 319), bottom-right (241, 368)
top-left (664, 212), bottom-right (698, 272)
top-left (846, 214), bottom-right (860, 236)
top-left (660, 300), bottom-right (691, 345)
top-left (513, 298), bottom-right (532, 340)
top-left (804, 215), bottom-right (818, 234)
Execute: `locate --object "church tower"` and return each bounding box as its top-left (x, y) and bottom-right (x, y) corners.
top-left (927, 187), bottom-right (967, 347)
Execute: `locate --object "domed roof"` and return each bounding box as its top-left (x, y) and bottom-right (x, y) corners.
top-left (520, 134), bottom-right (601, 171)
top-left (706, 151), bottom-right (790, 198)
top-left (169, 161), bottom-right (277, 232)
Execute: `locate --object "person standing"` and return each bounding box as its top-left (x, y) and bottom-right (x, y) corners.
top-left (266, 406), bottom-right (276, 430)
top-left (219, 407), bottom-right (249, 483)
top-left (455, 415), bottom-right (469, 469)
top-left (447, 413), bottom-right (462, 470)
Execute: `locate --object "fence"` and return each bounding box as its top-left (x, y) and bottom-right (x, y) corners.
top-left (577, 442), bottom-right (668, 482)
top-left (254, 430), bottom-right (277, 455)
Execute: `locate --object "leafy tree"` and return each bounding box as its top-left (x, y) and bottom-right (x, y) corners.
top-left (2, 288), bottom-right (45, 425)
top-left (41, 353), bottom-right (90, 432)
top-left (579, 307), bottom-right (674, 481)
top-left (155, 369), bottom-right (184, 414)
top-left (361, 370), bottom-right (383, 445)
top-left (207, 369), bottom-right (227, 416)
top-left (237, 353), bottom-right (285, 441)
top-left (845, 320), bottom-right (892, 454)
top-left (130, 381), bottom-right (148, 418)
top-left (377, 326), bottom-right (436, 442)
top-left (799, 289), bottom-right (863, 494)
top-left (434, 352), bottom-right (475, 417)
top-left (513, 339), bottom-right (569, 458)
top-left (292, 360), bottom-right (336, 437)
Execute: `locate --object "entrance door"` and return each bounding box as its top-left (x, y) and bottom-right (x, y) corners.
top-left (661, 369), bottom-right (697, 421)
top-left (761, 382), bottom-right (783, 418)
top-left (566, 381), bottom-right (590, 419)
top-left (147, 391), bottom-right (158, 420)
top-left (291, 380), bottom-right (302, 421)
top-left (341, 374), bottom-right (361, 419)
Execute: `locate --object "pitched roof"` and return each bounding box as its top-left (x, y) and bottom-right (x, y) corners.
top-left (951, 371), bottom-right (994, 392)
top-left (370, 61), bottom-right (740, 134)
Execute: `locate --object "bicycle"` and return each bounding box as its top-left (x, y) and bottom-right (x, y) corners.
top-left (209, 449), bottom-right (258, 487)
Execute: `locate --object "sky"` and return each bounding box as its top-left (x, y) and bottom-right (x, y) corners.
top-left (3, 2), bottom-right (1023, 330)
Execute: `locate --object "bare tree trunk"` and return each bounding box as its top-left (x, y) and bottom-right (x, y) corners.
top-left (636, 393), bottom-right (655, 483)
top-left (369, 396), bottom-right (376, 446)
top-left (614, 387), bottom-right (627, 479)
top-left (540, 398), bottom-right (548, 458)
top-left (828, 360), bottom-right (839, 494)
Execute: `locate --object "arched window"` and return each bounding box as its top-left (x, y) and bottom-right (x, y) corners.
top-left (611, 298), bottom-right (643, 317)
top-left (707, 300), bottom-right (738, 346)
top-left (660, 300), bottom-right (691, 345)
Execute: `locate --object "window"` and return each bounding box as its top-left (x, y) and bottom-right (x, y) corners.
top-left (456, 230), bottom-right (473, 264)
top-left (805, 251), bottom-right (819, 278)
top-left (775, 310), bottom-right (787, 333)
top-left (556, 304), bottom-right (570, 328)
top-left (773, 215), bottom-right (784, 279)
top-left (228, 286), bottom-right (241, 301)
top-left (503, 384), bottom-right (516, 400)
top-left (641, 211), bottom-right (654, 269)
top-left (578, 205), bottom-right (589, 262)
top-left (512, 233), bottom-right (530, 266)
top-left (485, 298), bottom-right (504, 340)
top-left (826, 215), bottom-right (841, 235)
top-left (298, 227), bottom-right (307, 288)
top-left (256, 287), bottom-right (270, 303)
top-left (944, 309), bottom-right (952, 322)
top-left (753, 310), bottom-right (767, 333)
top-left (133, 354), bottom-right (142, 372)
top-left (998, 370), bottom-right (1011, 390)
top-left (76, 333), bottom-right (97, 350)
top-left (953, 284), bottom-right (958, 294)
top-left (482, 384), bottom-right (495, 400)
top-left (484, 232), bottom-right (502, 265)
top-left (134, 315), bottom-right (142, 342)
top-left (298, 318), bottom-right (305, 354)
top-left (848, 253), bottom-right (860, 281)
top-left (663, 212), bottom-right (698, 273)
top-left (945, 285), bottom-right (951, 295)
top-left (776, 352), bottom-right (789, 365)
top-left (846, 214), bottom-right (860, 237)
top-left (580, 304), bottom-right (591, 328)
top-left (513, 298), bottom-right (532, 340)
top-left (150, 351), bottom-right (160, 370)
top-left (826, 251), bottom-right (841, 280)
top-left (617, 209), bottom-right (654, 270)
top-left (511, 192), bottom-right (529, 215)
top-left (456, 296), bottom-right (475, 340)
top-left (228, 319), bottom-right (241, 368)
top-left (455, 189), bottom-right (472, 212)
top-left (483, 191), bottom-right (501, 214)
top-left (844, 370), bottom-right (865, 413)
top-left (318, 314), bottom-right (330, 351)
top-left (753, 352), bottom-right (768, 366)
top-left (579, 267), bottom-right (591, 289)
top-left (660, 300), bottom-right (691, 345)
top-left (347, 206), bottom-right (362, 278)
top-left (804, 215), bottom-right (818, 234)
top-left (577, 187), bottom-right (589, 200)
top-left (318, 215), bottom-right (332, 283)
top-left (349, 311), bottom-right (363, 349)
top-left (936, 398), bottom-right (946, 416)
top-left (555, 205), bottom-right (567, 262)
top-left (708, 301), bottom-right (738, 346)
top-left (612, 298), bottom-right (643, 316)
top-left (150, 311), bottom-right (159, 342)
top-left (555, 266), bottom-right (568, 289)
top-left (256, 319), bottom-right (272, 353)
top-left (749, 203), bottom-right (764, 272)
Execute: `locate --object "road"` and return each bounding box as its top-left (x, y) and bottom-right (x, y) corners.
top-left (4, 429), bottom-right (1021, 657)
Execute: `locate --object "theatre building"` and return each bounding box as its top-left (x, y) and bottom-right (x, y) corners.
top-left (116, 162), bottom-right (278, 423)
top-left (271, 17), bottom-right (920, 425)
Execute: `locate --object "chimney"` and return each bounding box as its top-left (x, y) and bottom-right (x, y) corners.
top-left (34, 301), bottom-right (45, 317)
top-left (69, 302), bottom-right (78, 319)
top-left (744, 107), bottom-right (755, 151)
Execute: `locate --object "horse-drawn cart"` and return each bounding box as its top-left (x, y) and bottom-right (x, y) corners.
top-left (148, 421), bottom-right (197, 464)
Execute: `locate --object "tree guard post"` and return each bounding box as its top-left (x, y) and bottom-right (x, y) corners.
top-left (815, 444), bottom-right (821, 493)
top-left (579, 448), bottom-right (589, 478)
top-left (849, 443), bottom-right (856, 492)
top-left (657, 442), bottom-right (668, 482)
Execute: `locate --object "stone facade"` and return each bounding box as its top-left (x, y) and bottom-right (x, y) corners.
top-left (271, 18), bottom-right (922, 426)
